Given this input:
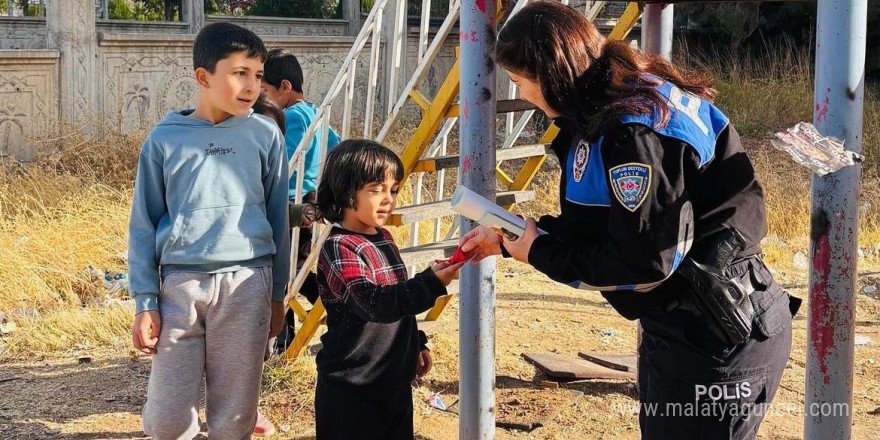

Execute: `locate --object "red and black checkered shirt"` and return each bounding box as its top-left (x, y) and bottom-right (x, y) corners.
top-left (315, 226), bottom-right (446, 392)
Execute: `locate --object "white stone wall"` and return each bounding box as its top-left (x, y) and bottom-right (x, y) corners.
top-left (0, 50), bottom-right (58, 160)
top-left (205, 15), bottom-right (348, 36)
top-left (98, 34), bottom-right (197, 132)
top-left (97, 33), bottom-right (375, 133)
top-left (0, 0), bottom-right (632, 159)
top-left (97, 19), bottom-right (190, 35)
top-left (0, 17), bottom-right (47, 50)
top-left (0, 19), bottom-right (481, 158)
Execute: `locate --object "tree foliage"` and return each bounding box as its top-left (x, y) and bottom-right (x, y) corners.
top-left (206, 0), bottom-right (341, 19)
top-left (676, 2), bottom-right (879, 56)
top-left (109, 0), bottom-right (180, 21)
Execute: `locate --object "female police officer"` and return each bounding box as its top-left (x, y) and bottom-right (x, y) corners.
top-left (459, 2), bottom-right (800, 439)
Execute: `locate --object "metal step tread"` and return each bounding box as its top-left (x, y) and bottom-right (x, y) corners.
top-left (413, 143), bottom-right (549, 172)
top-left (388, 190), bottom-right (534, 226)
top-left (446, 99), bottom-right (537, 117)
top-left (399, 238), bottom-right (460, 267)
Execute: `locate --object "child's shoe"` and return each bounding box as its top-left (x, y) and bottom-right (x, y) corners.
top-left (253, 410), bottom-right (276, 437)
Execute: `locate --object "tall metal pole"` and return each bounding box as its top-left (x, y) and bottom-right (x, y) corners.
top-left (805, 1), bottom-right (866, 439)
top-left (459, 0), bottom-right (496, 436)
top-left (641, 4), bottom-right (673, 59)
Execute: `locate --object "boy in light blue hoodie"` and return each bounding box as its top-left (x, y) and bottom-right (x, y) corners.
top-left (260, 48), bottom-right (341, 202)
top-left (128, 22), bottom-right (289, 440)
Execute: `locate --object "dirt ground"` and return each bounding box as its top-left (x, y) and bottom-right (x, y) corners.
top-left (1, 263), bottom-right (879, 440)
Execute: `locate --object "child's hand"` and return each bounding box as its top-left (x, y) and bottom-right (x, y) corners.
top-left (431, 261), bottom-right (464, 286)
top-left (132, 310), bottom-right (161, 355)
top-left (300, 205), bottom-right (321, 229)
top-left (269, 300), bottom-right (286, 340)
top-left (417, 349), bottom-right (433, 377)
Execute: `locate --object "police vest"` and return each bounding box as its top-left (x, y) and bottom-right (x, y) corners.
top-left (564, 81), bottom-right (730, 292)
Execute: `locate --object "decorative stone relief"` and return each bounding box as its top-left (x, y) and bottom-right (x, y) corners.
top-left (205, 16), bottom-right (346, 37)
top-left (47, 0), bottom-right (97, 127)
top-left (123, 83), bottom-right (152, 131)
top-left (100, 47), bottom-right (197, 132)
top-left (160, 72), bottom-right (199, 113)
top-left (0, 55), bottom-right (58, 160)
top-left (0, 18), bottom-right (48, 50)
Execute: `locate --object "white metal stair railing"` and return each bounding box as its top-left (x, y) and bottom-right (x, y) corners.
top-left (283, 0), bottom-right (465, 302)
top-left (404, 0), bottom-right (609, 249)
top-left (285, 0), bottom-right (610, 303)
top-left (284, 0), bottom-right (393, 301)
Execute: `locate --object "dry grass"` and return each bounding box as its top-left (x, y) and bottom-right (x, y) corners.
top-left (0, 125), bottom-right (139, 357)
top-left (2, 49), bottom-right (880, 362)
top-left (685, 42), bottom-right (880, 173)
top-left (682, 43), bottom-right (880, 271)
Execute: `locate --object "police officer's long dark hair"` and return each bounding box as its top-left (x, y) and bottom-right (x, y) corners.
top-left (496, 1), bottom-right (716, 140)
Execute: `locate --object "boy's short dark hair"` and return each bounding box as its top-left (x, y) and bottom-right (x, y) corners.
top-left (252, 93), bottom-right (287, 136)
top-left (193, 22), bottom-right (267, 72)
top-left (263, 49), bottom-right (304, 92)
top-left (317, 139), bottom-right (404, 223)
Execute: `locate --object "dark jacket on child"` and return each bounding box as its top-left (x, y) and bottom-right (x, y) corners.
top-left (316, 226), bottom-right (446, 395)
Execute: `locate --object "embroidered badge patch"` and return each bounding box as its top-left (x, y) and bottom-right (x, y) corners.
top-left (609, 163), bottom-right (652, 212)
top-left (572, 140), bottom-right (590, 183)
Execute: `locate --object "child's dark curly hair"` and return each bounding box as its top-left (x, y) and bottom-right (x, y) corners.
top-left (317, 139), bottom-right (404, 223)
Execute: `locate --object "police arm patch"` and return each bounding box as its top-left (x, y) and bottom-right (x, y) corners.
top-left (609, 163), bottom-right (652, 212)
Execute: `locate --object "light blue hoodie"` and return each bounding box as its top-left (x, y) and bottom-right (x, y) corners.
top-left (128, 109), bottom-right (290, 314)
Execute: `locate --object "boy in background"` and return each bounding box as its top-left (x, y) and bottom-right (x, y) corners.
top-left (262, 49), bottom-right (341, 353)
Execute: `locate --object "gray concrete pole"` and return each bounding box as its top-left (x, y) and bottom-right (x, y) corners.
top-left (343, 0), bottom-right (364, 37)
top-left (46, 0), bottom-right (97, 127)
top-left (183, 0), bottom-right (204, 34)
top-left (458, 0), bottom-right (497, 437)
top-left (805, 0), bottom-right (867, 438)
top-left (641, 3), bottom-right (673, 60)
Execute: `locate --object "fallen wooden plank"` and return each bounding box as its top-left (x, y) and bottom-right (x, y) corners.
top-left (522, 352), bottom-right (636, 380)
top-left (389, 190), bottom-right (535, 226)
top-left (577, 352), bottom-right (638, 373)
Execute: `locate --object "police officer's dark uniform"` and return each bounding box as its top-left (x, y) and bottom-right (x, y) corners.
top-left (521, 80), bottom-right (802, 440)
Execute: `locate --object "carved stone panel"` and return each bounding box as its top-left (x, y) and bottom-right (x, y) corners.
top-left (47, 0), bottom-right (98, 126)
top-left (206, 16), bottom-right (347, 37)
top-left (0, 51), bottom-right (59, 160)
top-left (99, 41), bottom-right (198, 132)
top-left (98, 35), bottom-right (367, 133)
top-left (0, 18), bottom-right (48, 50)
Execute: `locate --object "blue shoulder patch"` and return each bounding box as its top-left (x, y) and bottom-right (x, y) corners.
top-left (565, 136), bottom-right (611, 207)
top-left (609, 163), bottom-right (652, 212)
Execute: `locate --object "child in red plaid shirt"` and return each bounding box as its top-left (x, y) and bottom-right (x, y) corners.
top-left (314, 139), bottom-right (462, 440)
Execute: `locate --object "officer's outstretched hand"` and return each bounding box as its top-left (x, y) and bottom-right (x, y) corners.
top-left (503, 217), bottom-right (539, 264)
top-left (459, 225), bottom-right (502, 264)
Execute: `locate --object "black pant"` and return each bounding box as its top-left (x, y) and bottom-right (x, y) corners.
top-left (315, 379), bottom-right (414, 440)
top-left (295, 224), bottom-right (320, 304)
top-left (294, 191), bottom-right (320, 305)
top-left (637, 260), bottom-right (798, 440)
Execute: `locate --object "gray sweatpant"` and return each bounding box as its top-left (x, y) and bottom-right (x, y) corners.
top-left (143, 267), bottom-right (272, 440)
